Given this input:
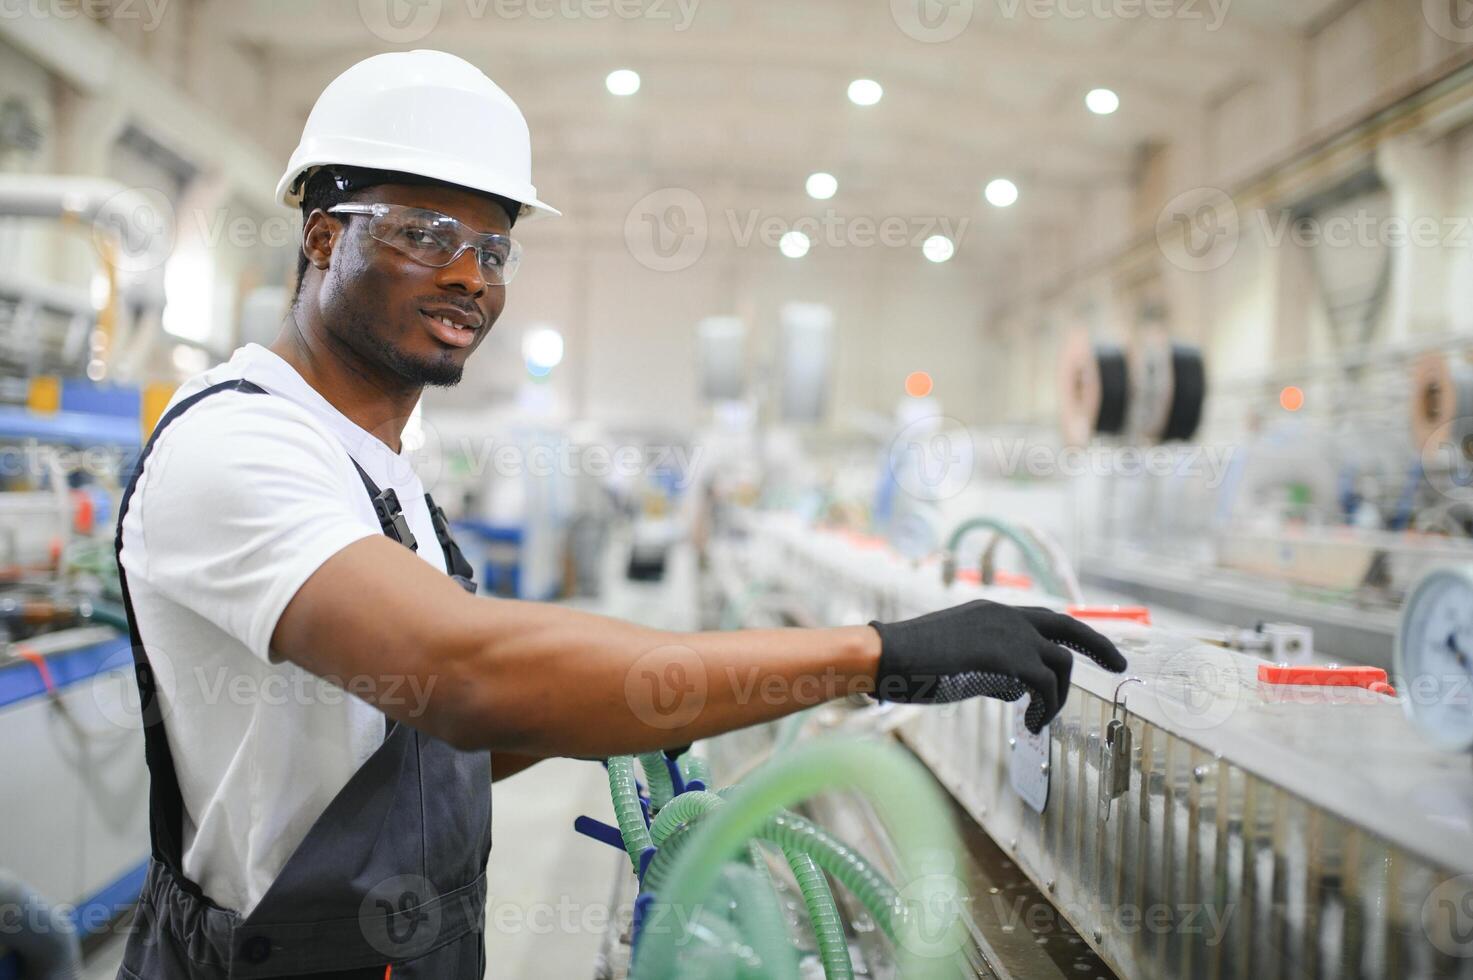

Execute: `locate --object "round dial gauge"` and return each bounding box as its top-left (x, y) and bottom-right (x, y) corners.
top-left (1396, 566), bottom-right (1473, 751)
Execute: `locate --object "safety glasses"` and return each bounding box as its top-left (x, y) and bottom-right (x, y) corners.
top-left (328, 202), bottom-right (522, 285)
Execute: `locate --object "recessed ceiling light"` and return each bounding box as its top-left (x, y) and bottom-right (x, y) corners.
top-left (779, 231), bottom-right (811, 258)
top-left (606, 69), bottom-right (640, 96)
top-left (806, 172), bottom-right (838, 200)
top-left (847, 79), bottom-right (883, 107)
top-left (922, 235), bottom-right (955, 263)
top-left (1085, 87), bottom-right (1119, 115)
top-left (984, 178), bottom-right (1018, 208)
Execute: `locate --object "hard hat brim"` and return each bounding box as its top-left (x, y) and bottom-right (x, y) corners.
top-left (277, 154), bottom-right (560, 221)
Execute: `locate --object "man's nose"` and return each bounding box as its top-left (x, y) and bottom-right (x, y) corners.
top-left (435, 245), bottom-right (488, 296)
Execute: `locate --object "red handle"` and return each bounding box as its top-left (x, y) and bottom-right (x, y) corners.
top-left (1067, 605), bottom-right (1152, 626)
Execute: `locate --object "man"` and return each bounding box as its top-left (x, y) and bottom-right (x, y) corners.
top-left (114, 50), bottom-right (1125, 978)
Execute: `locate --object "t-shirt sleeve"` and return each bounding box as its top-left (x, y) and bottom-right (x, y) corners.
top-left (123, 393), bottom-right (381, 661)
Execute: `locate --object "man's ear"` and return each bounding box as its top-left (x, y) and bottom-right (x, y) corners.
top-left (301, 209), bottom-right (340, 272)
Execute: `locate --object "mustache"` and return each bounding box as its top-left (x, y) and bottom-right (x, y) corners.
top-left (416, 296), bottom-right (482, 317)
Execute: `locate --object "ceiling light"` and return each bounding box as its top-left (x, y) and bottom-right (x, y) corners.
top-left (1085, 87), bottom-right (1119, 115)
top-left (847, 79), bottom-right (883, 107)
top-left (779, 231), bottom-right (811, 258)
top-left (806, 172), bottom-right (838, 200)
top-left (984, 178), bottom-right (1018, 208)
top-left (922, 235), bottom-right (955, 263)
top-left (606, 69), bottom-right (640, 96)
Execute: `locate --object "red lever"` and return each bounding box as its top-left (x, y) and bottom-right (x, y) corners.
top-left (17, 647), bottom-right (56, 696)
top-left (1257, 663), bottom-right (1395, 695)
top-left (1067, 605), bottom-right (1152, 626)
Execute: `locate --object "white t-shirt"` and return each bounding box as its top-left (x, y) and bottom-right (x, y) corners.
top-left (118, 343), bottom-right (449, 916)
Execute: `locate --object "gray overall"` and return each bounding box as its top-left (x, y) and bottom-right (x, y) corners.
top-left (113, 379), bottom-right (492, 978)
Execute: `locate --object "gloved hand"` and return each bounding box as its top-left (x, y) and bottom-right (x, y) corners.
top-left (870, 600), bottom-right (1127, 733)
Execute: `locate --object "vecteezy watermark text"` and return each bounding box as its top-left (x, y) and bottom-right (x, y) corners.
top-left (356, 0), bottom-right (700, 43)
top-left (994, 0), bottom-right (1231, 31)
top-left (988, 440), bottom-right (1238, 487)
top-left (0, 0), bottom-right (170, 31)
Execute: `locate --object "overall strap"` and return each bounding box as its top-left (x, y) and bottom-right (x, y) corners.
top-left (117, 379), bottom-right (481, 871)
top-left (115, 379), bottom-right (269, 873)
top-left (347, 457), bottom-right (477, 595)
top-left (347, 457), bottom-right (418, 552)
top-left (426, 494), bottom-right (478, 592)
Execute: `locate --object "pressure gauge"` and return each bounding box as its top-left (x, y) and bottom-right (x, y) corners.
top-left (1396, 566), bottom-right (1473, 751)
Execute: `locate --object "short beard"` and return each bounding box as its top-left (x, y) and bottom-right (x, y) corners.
top-left (332, 295), bottom-right (465, 388)
top-left (363, 329), bottom-right (465, 388)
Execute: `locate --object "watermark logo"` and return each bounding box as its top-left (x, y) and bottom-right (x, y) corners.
top-left (91, 643), bottom-right (177, 732)
top-left (1256, 208), bottom-right (1473, 250)
top-left (1157, 186), bottom-right (1238, 272)
top-left (890, 0), bottom-right (974, 42)
top-left (994, 0), bottom-right (1231, 30)
top-left (894, 852), bottom-right (970, 959)
top-left (625, 644), bottom-right (707, 729)
top-left (1423, 874), bottom-right (1473, 957)
top-left (888, 415), bottom-right (975, 502)
top-left (360, 874), bottom-right (443, 957)
top-left (727, 209), bottom-right (970, 252)
top-left (625, 188), bottom-right (708, 272)
top-left (986, 439), bottom-right (1238, 487)
top-left (0, 0), bottom-right (171, 32)
top-left (1154, 649), bottom-right (1240, 731)
top-left (358, 0), bottom-right (443, 42)
top-left (990, 894), bottom-right (1236, 946)
top-left (1425, 0), bottom-right (1473, 43)
top-left (1419, 419), bottom-right (1473, 504)
top-left (93, 186), bottom-right (176, 275)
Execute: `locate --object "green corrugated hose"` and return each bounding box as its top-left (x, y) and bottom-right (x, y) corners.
top-left (606, 756), bottom-right (653, 870)
top-left (945, 515), bottom-right (1063, 597)
top-left (631, 738), bottom-right (970, 980)
top-left (721, 861), bottom-right (801, 980)
top-left (647, 789), bottom-right (858, 979)
top-left (678, 752), bottom-right (712, 787)
top-left (781, 845), bottom-right (853, 980)
top-left (639, 752), bottom-right (677, 812)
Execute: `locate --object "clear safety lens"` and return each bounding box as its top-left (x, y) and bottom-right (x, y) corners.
top-left (332, 204), bottom-right (521, 284)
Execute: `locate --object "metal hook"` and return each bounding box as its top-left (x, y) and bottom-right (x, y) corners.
top-left (1111, 676), bottom-right (1144, 721)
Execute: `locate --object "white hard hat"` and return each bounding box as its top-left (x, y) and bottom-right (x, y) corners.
top-left (276, 50), bottom-right (559, 220)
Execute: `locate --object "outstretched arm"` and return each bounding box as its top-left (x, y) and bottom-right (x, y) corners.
top-left (272, 536), bottom-right (880, 756)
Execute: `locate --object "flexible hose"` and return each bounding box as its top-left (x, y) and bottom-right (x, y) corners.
top-left (946, 515), bottom-right (1063, 598)
top-left (647, 789), bottom-right (876, 978)
top-left (83, 599), bottom-right (131, 631)
top-left (721, 862), bottom-right (802, 980)
top-left (782, 846), bottom-right (853, 980)
top-left (640, 819), bottom-right (700, 895)
top-left (679, 752), bottom-right (712, 787)
top-left (606, 756), bottom-right (653, 869)
top-left (631, 738), bottom-right (969, 980)
top-left (650, 790), bottom-right (724, 845)
top-left (639, 752), bottom-right (677, 812)
top-left (758, 810), bottom-right (900, 942)
top-left (1012, 520), bottom-right (1086, 605)
top-left (678, 909), bottom-right (764, 979)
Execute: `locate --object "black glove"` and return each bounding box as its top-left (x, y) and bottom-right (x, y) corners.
top-left (870, 600), bottom-right (1127, 734)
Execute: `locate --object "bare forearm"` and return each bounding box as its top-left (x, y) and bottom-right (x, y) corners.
top-left (276, 538), bottom-right (879, 755)
top-left (445, 600), bottom-right (880, 756)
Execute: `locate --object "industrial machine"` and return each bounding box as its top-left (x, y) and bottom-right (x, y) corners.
top-left (0, 381), bottom-right (155, 976)
top-left (580, 511), bottom-right (1471, 979)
